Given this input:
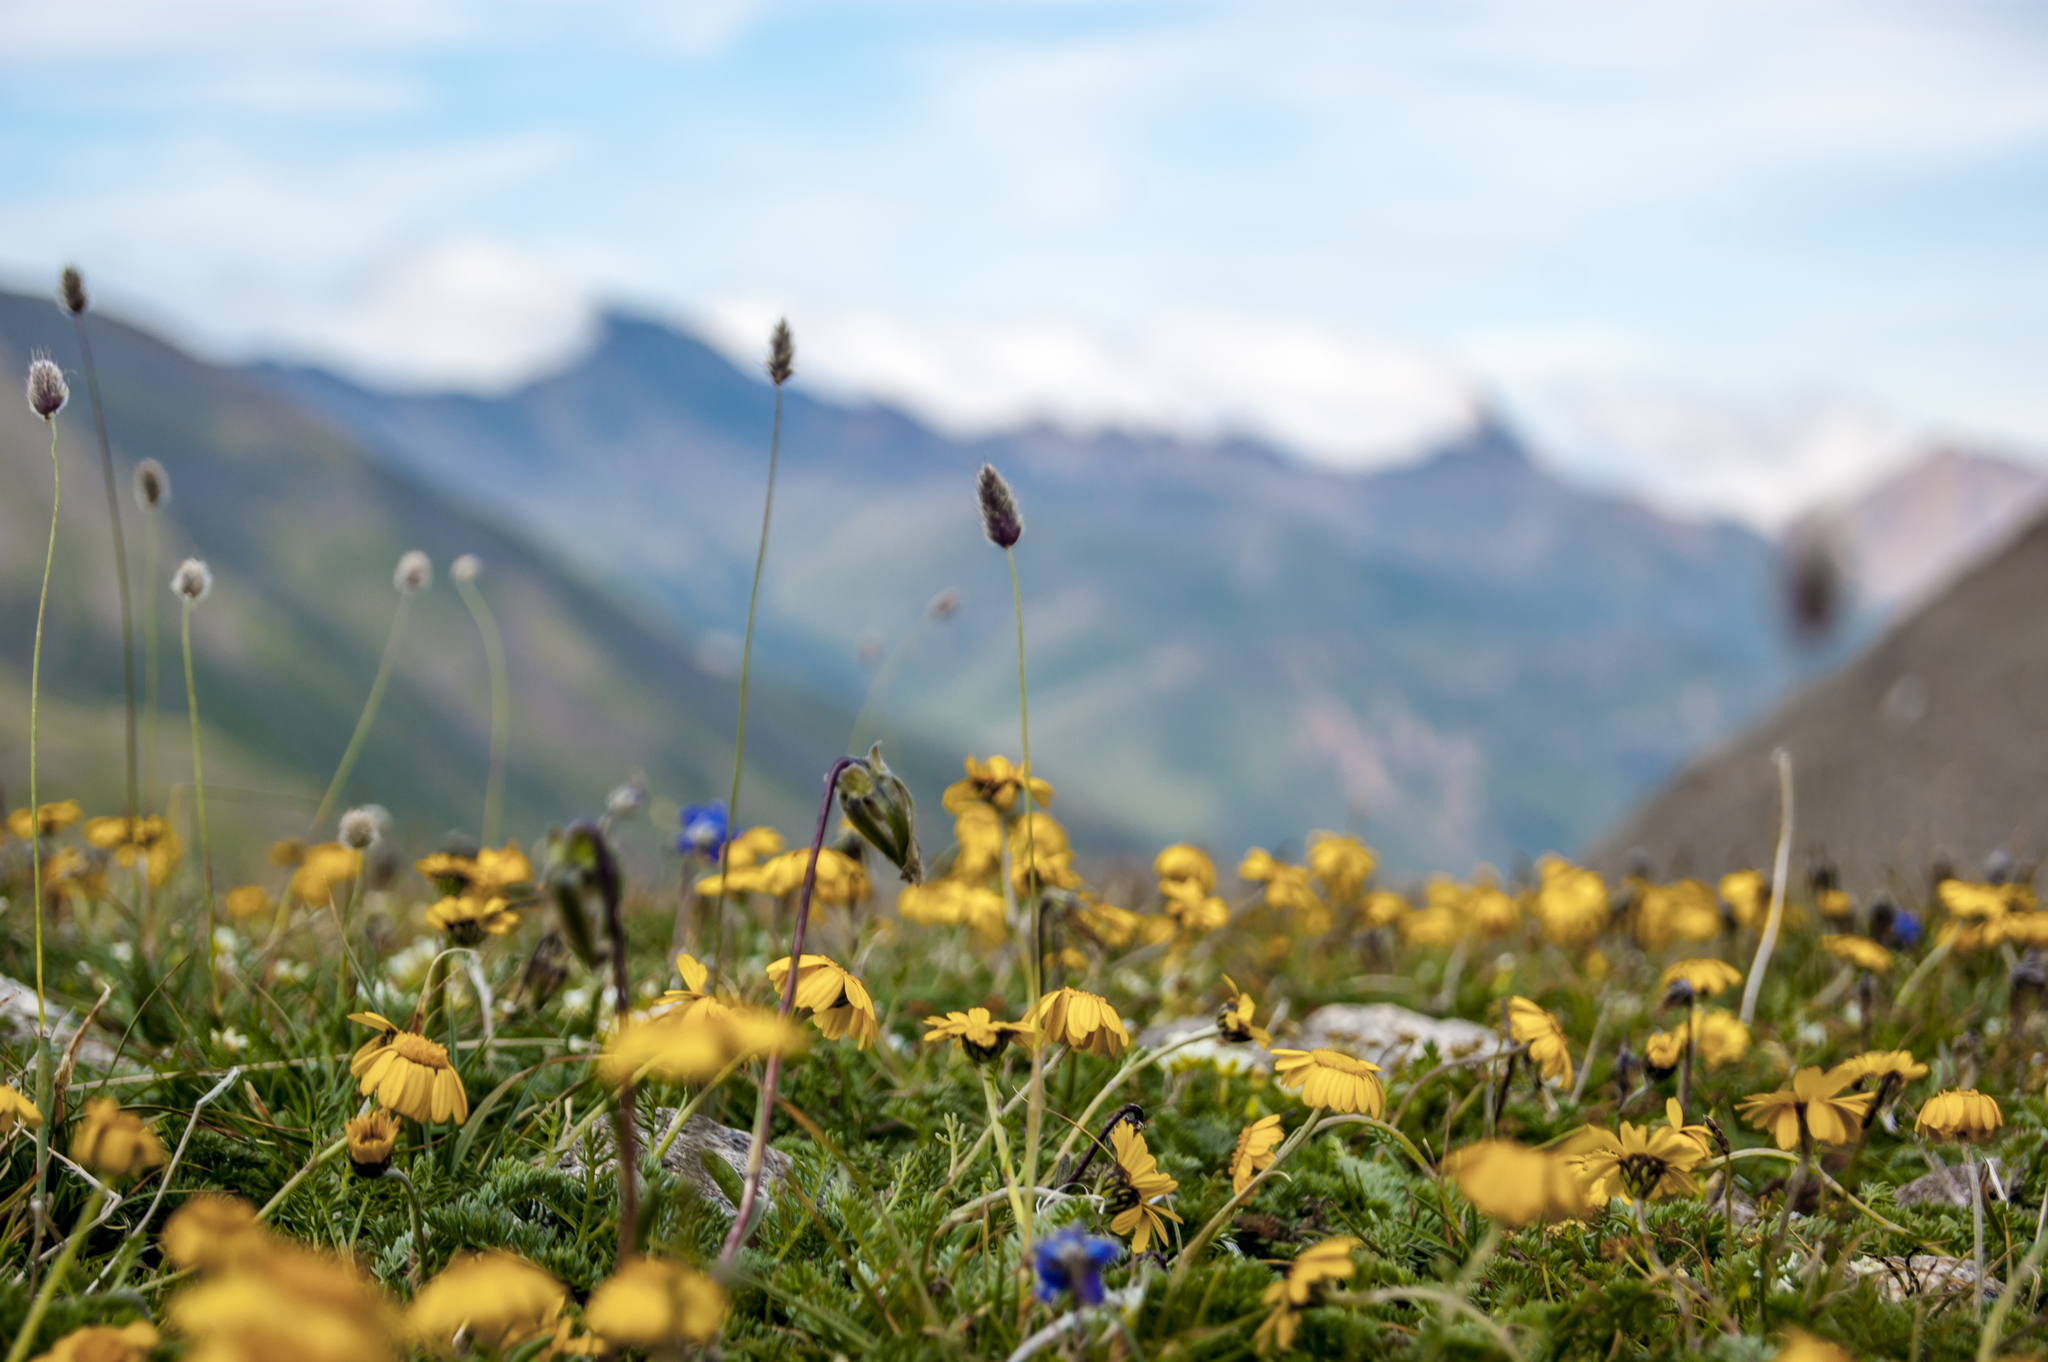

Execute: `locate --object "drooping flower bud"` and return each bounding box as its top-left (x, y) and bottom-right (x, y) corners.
top-left (171, 559), bottom-right (212, 603)
top-left (59, 266), bottom-right (88, 317)
top-left (394, 550), bottom-right (432, 595)
top-left (26, 354), bottom-right (67, 420)
top-left (132, 458), bottom-right (169, 511)
top-left (977, 463), bottom-right (1022, 548)
top-left (766, 319), bottom-right (794, 386)
top-left (836, 742), bottom-right (922, 884)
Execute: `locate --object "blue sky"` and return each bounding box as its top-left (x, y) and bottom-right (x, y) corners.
top-left (2, 0), bottom-right (2045, 522)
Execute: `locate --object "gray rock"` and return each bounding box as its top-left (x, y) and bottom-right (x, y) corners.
top-left (0, 973), bottom-right (119, 1071)
top-left (1847, 1254), bottom-right (1993, 1302)
top-left (557, 1110), bottom-right (791, 1217)
top-left (1277, 1002), bottom-right (1505, 1071)
top-left (1894, 1157), bottom-right (2014, 1208)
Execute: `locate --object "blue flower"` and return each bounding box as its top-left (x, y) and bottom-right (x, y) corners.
top-left (676, 802), bottom-right (729, 856)
top-left (1034, 1225), bottom-right (1119, 1307)
top-left (1890, 909), bottom-right (1923, 949)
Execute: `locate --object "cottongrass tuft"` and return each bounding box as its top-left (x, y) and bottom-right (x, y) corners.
top-left (977, 463), bottom-right (1023, 548)
top-left (394, 550), bottom-right (432, 595)
top-left (766, 319), bottom-right (795, 386)
top-left (451, 553), bottom-right (480, 583)
top-left (172, 559), bottom-right (212, 603)
top-left (928, 588), bottom-right (962, 621)
top-left (27, 353), bottom-right (67, 420)
top-left (338, 807), bottom-right (380, 851)
top-left (59, 266), bottom-right (87, 316)
top-left (133, 458), bottom-right (169, 511)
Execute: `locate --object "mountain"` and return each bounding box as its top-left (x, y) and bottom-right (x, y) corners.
top-left (0, 291), bottom-right (929, 872)
top-left (1789, 444), bottom-right (2048, 614)
top-left (255, 312), bottom-right (1808, 873)
top-left (1590, 502), bottom-right (2048, 893)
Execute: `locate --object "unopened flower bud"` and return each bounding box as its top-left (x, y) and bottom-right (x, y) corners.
top-left (26, 354), bottom-right (67, 420)
top-left (451, 554), bottom-right (480, 583)
top-left (338, 807), bottom-right (379, 850)
top-left (766, 319), bottom-right (794, 386)
top-left (394, 550), bottom-right (432, 595)
top-left (976, 464), bottom-right (1022, 549)
top-left (59, 266), bottom-right (88, 317)
top-left (132, 458), bottom-right (169, 511)
top-left (837, 742), bottom-right (922, 884)
top-left (171, 559), bottom-right (212, 603)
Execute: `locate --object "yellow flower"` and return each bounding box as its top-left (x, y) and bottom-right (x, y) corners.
top-left (1363, 890), bottom-right (1410, 929)
top-left (1658, 958), bottom-right (1742, 997)
top-left (415, 842), bottom-right (531, 898)
top-left (424, 894), bottom-right (520, 946)
top-left (1643, 1026), bottom-right (1686, 1076)
top-left (269, 837), bottom-right (307, 867)
top-left (766, 955), bottom-right (879, 1047)
top-left (0, 1084), bottom-right (42, 1133)
top-left (40, 848), bottom-right (105, 909)
top-left (1820, 934), bottom-right (1891, 973)
top-left (757, 846), bottom-right (871, 905)
top-left (7, 800), bottom-right (79, 838)
top-left (1834, 1049), bottom-right (1928, 1086)
top-left (1032, 987), bottom-right (1130, 1059)
top-left (28, 1321), bottom-right (159, 1362)
top-left (222, 884), bottom-right (273, 922)
top-left (288, 842), bottom-right (362, 906)
top-left (1939, 880), bottom-right (2014, 920)
top-left (724, 825), bottom-right (785, 870)
top-left (1636, 879), bottom-right (1722, 949)
top-left (667, 951), bottom-right (711, 1001)
top-left (348, 1012), bottom-right (469, 1124)
top-left (1239, 849), bottom-right (1330, 932)
top-left (1230, 1114), bottom-right (1285, 1194)
top-left (1737, 1067), bottom-right (1875, 1150)
top-left (1255, 1237), bottom-right (1359, 1355)
top-left (82, 814), bottom-right (180, 887)
top-left (1308, 833), bottom-right (1377, 905)
top-left (1155, 843), bottom-right (1216, 898)
top-left (1008, 812), bottom-right (1081, 893)
top-left (602, 1002), bottom-right (802, 1086)
top-left (1107, 1123), bottom-right (1181, 1252)
top-left (942, 753), bottom-right (1053, 814)
top-left (1662, 1098), bottom-right (1717, 1160)
top-left (71, 1100), bottom-right (166, 1180)
top-left (1505, 997), bottom-right (1573, 1087)
top-left (409, 1252), bottom-right (565, 1357)
top-left (1217, 976), bottom-right (1272, 1046)
top-left (1399, 902), bottom-right (1462, 948)
top-left (1573, 1120), bottom-right (1705, 1201)
top-left (1165, 890), bottom-right (1230, 936)
top-left (169, 1237), bottom-right (401, 1362)
top-left (1720, 870), bottom-right (1769, 930)
top-left (1443, 1140), bottom-right (1599, 1226)
top-left (161, 1192), bottom-right (264, 1271)
top-left (1916, 1089), bottom-right (2004, 1143)
top-left (898, 878), bottom-right (1008, 943)
top-left (583, 1256), bottom-right (727, 1350)
top-left (1772, 1328), bottom-right (1856, 1362)
top-left (346, 1110), bottom-right (400, 1178)
top-left (1694, 1011), bottom-right (1751, 1068)
top-left (1534, 858), bottom-right (1608, 946)
top-left (1271, 1048), bottom-right (1385, 1116)
top-left (923, 1007), bottom-right (1029, 1062)
top-left (1466, 882), bottom-right (1521, 937)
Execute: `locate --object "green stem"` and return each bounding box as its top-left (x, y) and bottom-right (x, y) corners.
top-left (311, 593), bottom-right (411, 835)
top-left (1171, 1111), bottom-right (1328, 1289)
top-left (143, 513), bottom-right (160, 814)
top-left (6, 1185), bottom-right (105, 1362)
top-left (385, 1168), bottom-right (427, 1288)
top-left (28, 419), bottom-right (60, 1030)
top-left (257, 1135), bottom-right (346, 1221)
top-left (182, 602), bottom-right (216, 1012)
top-left (1981, 1166), bottom-right (2048, 1360)
top-left (712, 381), bottom-right (783, 986)
top-left (74, 316), bottom-right (139, 841)
top-left (647, 1055), bottom-right (749, 1166)
top-left (1009, 545), bottom-right (1043, 1256)
top-left (981, 1069), bottom-right (1032, 1239)
top-left (454, 576), bottom-right (510, 846)
top-left (1052, 1026), bottom-right (1221, 1166)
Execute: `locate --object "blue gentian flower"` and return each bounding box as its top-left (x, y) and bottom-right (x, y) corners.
top-left (1034, 1225), bottom-right (1119, 1306)
top-left (676, 802), bottom-right (729, 856)
top-left (1890, 909), bottom-right (1923, 949)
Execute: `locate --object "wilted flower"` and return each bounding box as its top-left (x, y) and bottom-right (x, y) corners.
top-left (132, 458), bottom-right (169, 512)
top-left (766, 954), bottom-right (879, 1047)
top-left (1106, 1123), bottom-right (1181, 1252)
top-left (1737, 1067), bottom-right (1876, 1150)
top-left (923, 1007), bottom-right (1029, 1062)
top-left (1230, 1114), bottom-right (1285, 1194)
top-left (348, 1012), bottom-right (469, 1124)
top-left (346, 1110), bottom-right (399, 1178)
top-left (584, 1256), bottom-right (727, 1350)
top-left (1916, 1089), bottom-right (2004, 1143)
top-left (1270, 1048), bottom-right (1385, 1116)
top-left (1505, 996), bottom-right (1574, 1086)
top-left (408, 1252), bottom-right (565, 1357)
top-left (1032, 987), bottom-right (1130, 1058)
top-left (171, 558), bottom-right (212, 603)
top-left (1444, 1140), bottom-right (1599, 1226)
top-left (1255, 1237), bottom-right (1359, 1355)
top-left (27, 353), bottom-right (67, 420)
top-left (71, 1099), bottom-right (167, 1180)
top-left (393, 550), bottom-right (432, 595)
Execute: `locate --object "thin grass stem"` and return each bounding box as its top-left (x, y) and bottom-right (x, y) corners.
top-left (72, 314), bottom-right (139, 837)
top-left (311, 594), bottom-right (411, 835)
top-left (181, 601), bottom-right (216, 1011)
top-left (454, 574), bottom-right (510, 845)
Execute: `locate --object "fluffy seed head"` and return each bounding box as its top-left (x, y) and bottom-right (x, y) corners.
top-left (59, 267), bottom-right (88, 316)
top-left (394, 550), bottom-right (432, 595)
top-left (338, 807), bottom-right (380, 850)
top-left (976, 464), bottom-right (1023, 548)
top-left (26, 353), bottom-right (67, 420)
top-left (451, 553), bottom-right (480, 583)
top-left (172, 558), bottom-right (212, 603)
top-left (132, 458), bottom-right (169, 511)
top-left (927, 588), bottom-right (961, 622)
top-left (766, 319), bottom-right (795, 386)
top-left (607, 780), bottom-right (647, 819)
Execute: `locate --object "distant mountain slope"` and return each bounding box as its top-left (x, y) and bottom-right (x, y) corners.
top-left (1792, 445), bottom-right (2048, 614)
top-left (258, 312), bottom-right (1802, 872)
top-left (0, 292), bottom-right (927, 866)
top-left (1590, 504), bottom-right (2048, 892)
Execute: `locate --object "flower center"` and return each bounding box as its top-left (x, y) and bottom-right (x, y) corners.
top-left (390, 1032), bottom-right (450, 1069)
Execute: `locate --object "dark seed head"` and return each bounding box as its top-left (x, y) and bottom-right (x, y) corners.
top-left (26, 354), bottom-right (67, 420)
top-left (132, 459), bottom-right (169, 511)
top-left (977, 463), bottom-right (1023, 549)
top-left (59, 267), bottom-right (88, 317)
top-left (766, 319), bottom-right (794, 386)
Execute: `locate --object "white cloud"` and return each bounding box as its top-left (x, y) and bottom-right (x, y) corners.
top-left (699, 301), bottom-right (1481, 469)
